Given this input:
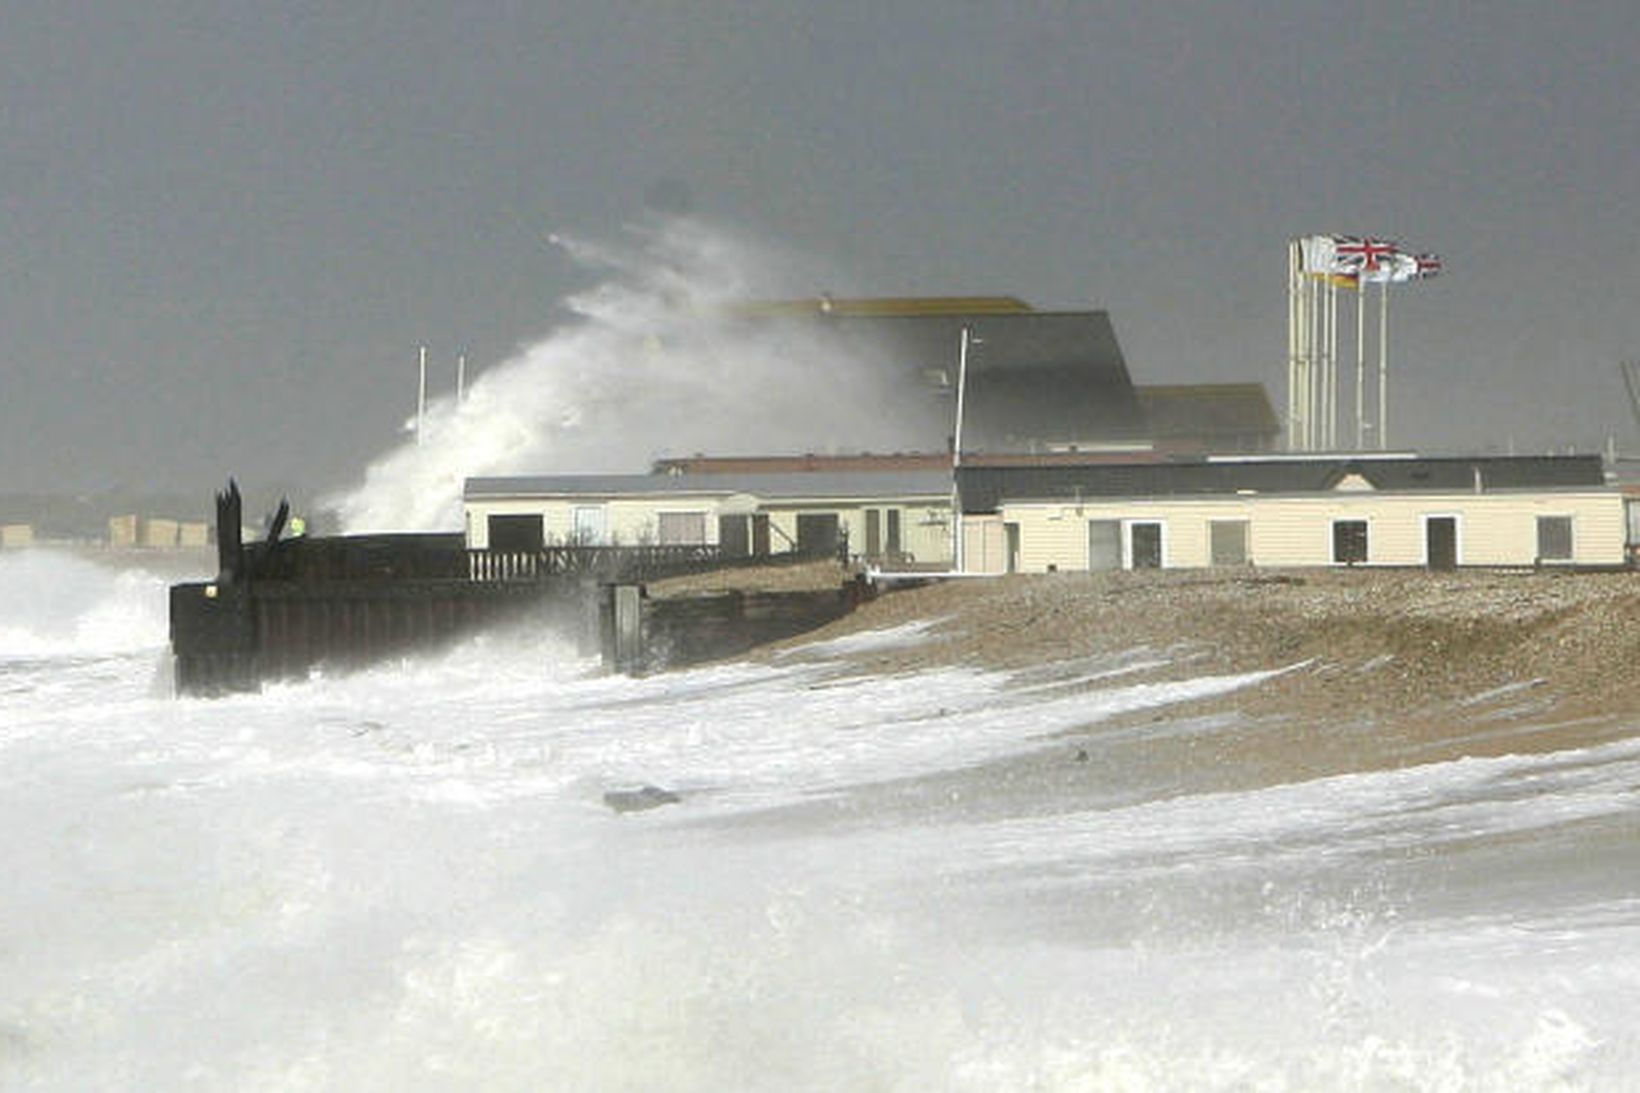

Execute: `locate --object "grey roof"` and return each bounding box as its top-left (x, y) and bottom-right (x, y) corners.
top-left (736, 309), bottom-right (1142, 451)
top-left (957, 454), bottom-right (1610, 512)
top-left (466, 469), bottom-right (955, 503)
top-left (1135, 384), bottom-right (1281, 442)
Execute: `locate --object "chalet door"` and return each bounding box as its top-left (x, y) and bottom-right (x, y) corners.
top-left (1005, 522), bottom-right (1021, 573)
top-left (886, 509), bottom-right (902, 555)
top-left (718, 515), bottom-right (749, 558)
top-left (1087, 520), bottom-right (1122, 571)
top-left (751, 514), bottom-right (771, 557)
top-left (1129, 522), bottom-right (1163, 569)
top-left (865, 509), bottom-right (882, 556)
top-left (1426, 516), bottom-right (1457, 570)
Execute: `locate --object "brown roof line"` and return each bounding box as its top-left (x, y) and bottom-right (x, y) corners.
top-left (651, 450), bottom-right (1182, 475)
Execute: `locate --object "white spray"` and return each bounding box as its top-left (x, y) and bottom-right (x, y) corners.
top-left (328, 219), bottom-right (915, 532)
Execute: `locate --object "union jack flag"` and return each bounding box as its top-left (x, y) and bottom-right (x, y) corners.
top-left (1333, 236), bottom-right (1399, 272)
top-left (1413, 253), bottom-right (1442, 279)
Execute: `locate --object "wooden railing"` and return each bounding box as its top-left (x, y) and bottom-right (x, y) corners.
top-left (466, 540), bottom-right (850, 584)
top-left (467, 544), bottom-right (726, 583)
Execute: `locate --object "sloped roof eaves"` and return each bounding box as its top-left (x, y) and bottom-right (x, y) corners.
top-left (1135, 385), bottom-right (1281, 435)
top-left (956, 456), bottom-right (1610, 512)
top-left (819, 310), bottom-right (1137, 388)
top-left (465, 470), bottom-right (955, 502)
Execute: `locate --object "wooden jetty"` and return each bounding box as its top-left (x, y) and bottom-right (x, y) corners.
top-left (168, 482), bottom-right (862, 694)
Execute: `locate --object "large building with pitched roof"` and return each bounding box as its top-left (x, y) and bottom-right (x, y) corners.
top-left (723, 296), bottom-right (1278, 456)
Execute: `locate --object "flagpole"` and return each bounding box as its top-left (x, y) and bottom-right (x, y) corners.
top-left (1327, 276), bottom-right (1339, 448)
top-left (1300, 269), bottom-right (1313, 449)
top-left (1313, 275), bottom-right (1324, 449)
top-left (1355, 280), bottom-right (1366, 449)
top-left (1378, 282), bottom-right (1389, 450)
top-left (1321, 276), bottom-right (1331, 449)
top-left (1287, 240), bottom-right (1300, 451)
top-left (1308, 274), bottom-right (1321, 449)
top-left (1317, 275), bottom-right (1328, 448)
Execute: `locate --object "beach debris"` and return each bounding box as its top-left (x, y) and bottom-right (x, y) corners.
top-left (603, 784), bottom-right (682, 813)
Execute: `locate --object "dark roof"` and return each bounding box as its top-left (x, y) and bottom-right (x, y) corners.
top-left (466, 470), bottom-right (954, 502)
top-left (731, 296), bottom-right (1034, 317)
top-left (736, 309), bottom-right (1142, 453)
top-left (652, 453), bottom-right (953, 475)
top-left (957, 454), bottom-right (1610, 512)
top-left (1135, 384), bottom-right (1281, 444)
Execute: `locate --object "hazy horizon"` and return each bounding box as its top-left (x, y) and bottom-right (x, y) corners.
top-left (4, 4), bottom-right (1638, 498)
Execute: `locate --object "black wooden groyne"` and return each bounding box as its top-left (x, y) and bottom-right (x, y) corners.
top-left (169, 482), bottom-right (862, 695)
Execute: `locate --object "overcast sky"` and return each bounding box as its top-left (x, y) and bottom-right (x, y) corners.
top-left (4, 1), bottom-right (1637, 498)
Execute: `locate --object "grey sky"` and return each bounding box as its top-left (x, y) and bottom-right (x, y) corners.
top-left (4, 2), bottom-right (1637, 497)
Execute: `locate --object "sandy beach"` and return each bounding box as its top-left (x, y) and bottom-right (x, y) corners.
top-left (659, 563), bottom-right (1640, 785)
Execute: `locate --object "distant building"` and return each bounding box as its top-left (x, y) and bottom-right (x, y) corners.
top-left (0, 524), bottom-right (34, 549)
top-left (109, 514), bottom-right (139, 549)
top-left (141, 518), bottom-right (180, 549)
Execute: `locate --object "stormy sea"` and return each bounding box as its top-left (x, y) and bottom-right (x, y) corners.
top-left (9, 224), bottom-right (1639, 1088)
top-left (3, 548), bottom-right (1639, 1090)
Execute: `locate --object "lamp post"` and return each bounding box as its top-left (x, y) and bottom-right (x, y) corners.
top-left (416, 345), bottom-right (428, 445)
top-left (951, 326), bottom-right (973, 573)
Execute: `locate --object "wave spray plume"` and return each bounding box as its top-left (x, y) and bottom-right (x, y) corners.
top-left (329, 219), bottom-right (913, 532)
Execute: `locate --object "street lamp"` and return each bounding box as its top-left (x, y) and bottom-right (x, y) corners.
top-left (951, 326), bottom-right (975, 573)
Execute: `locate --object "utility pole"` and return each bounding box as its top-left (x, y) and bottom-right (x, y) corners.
top-left (416, 345), bottom-right (428, 445)
top-left (951, 326), bottom-right (972, 573)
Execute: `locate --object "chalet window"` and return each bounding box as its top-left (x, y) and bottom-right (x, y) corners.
top-left (657, 511), bottom-right (708, 545)
top-left (487, 514), bottom-right (544, 553)
top-left (572, 506), bottom-right (607, 545)
top-left (1332, 520), bottom-right (1368, 565)
top-left (1210, 520), bottom-right (1250, 566)
top-left (1536, 515), bottom-right (1573, 562)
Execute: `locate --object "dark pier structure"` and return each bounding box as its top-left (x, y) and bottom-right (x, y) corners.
top-left (168, 483), bottom-right (862, 695)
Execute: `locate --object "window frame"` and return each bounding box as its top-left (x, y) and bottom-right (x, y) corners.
top-left (1209, 519), bottom-right (1251, 567)
top-left (1535, 514), bottom-right (1574, 563)
top-left (1332, 519), bottom-right (1369, 565)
